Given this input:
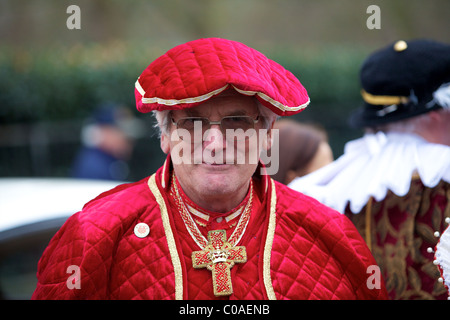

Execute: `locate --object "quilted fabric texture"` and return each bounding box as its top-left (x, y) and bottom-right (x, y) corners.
top-left (135, 38), bottom-right (310, 116)
top-left (272, 183), bottom-right (387, 299)
top-left (32, 178), bottom-right (179, 299)
top-left (32, 162), bottom-right (387, 300)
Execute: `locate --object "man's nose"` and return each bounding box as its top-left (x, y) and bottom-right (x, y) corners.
top-left (203, 125), bottom-right (226, 150)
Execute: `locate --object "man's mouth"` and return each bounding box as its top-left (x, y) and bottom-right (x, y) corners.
top-left (200, 161), bottom-right (236, 168)
top-left (202, 161), bottom-right (230, 166)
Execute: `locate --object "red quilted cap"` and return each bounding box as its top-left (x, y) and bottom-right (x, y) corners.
top-left (135, 38), bottom-right (310, 116)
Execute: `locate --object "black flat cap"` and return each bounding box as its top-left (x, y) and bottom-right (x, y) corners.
top-left (349, 39), bottom-right (450, 128)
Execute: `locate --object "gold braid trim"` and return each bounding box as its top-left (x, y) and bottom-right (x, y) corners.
top-left (365, 197), bottom-right (373, 252)
top-left (139, 83), bottom-right (229, 106)
top-left (263, 178), bottom-right (277, 300)
top-left (232, 85), bottom-right (310, 112)
top-left (136, 79), bottom-right (309, 113)
top-left (361, 89), bottom-right (409, 106)
top-left (148, 174), bottom-right (184, 300)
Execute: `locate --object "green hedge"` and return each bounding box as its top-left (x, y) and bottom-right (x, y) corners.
top-left (0, 43), bottom-right (370, 124)
top-left (0, 43), bottom-right (372, 177)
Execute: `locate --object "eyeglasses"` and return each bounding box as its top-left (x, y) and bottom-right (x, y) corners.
top-left (171, 115), bottom-right (260, 141)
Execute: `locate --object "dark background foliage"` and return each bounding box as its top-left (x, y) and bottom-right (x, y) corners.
top-left (1, 0), bottom-right (449, 179)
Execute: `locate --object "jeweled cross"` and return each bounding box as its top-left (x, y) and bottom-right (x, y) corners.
top-left (191, 229), bottom-right (247, 296)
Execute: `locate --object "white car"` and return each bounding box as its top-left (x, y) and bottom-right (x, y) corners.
top-left (0, 177), bottom-right (123, 299)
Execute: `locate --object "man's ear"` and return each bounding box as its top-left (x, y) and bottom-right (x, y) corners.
top-left (262, 121), bottom-right (276, 151)
top-left (428, 110), bottom-right (442, 122)
top-left (160, 133), bottom-right (170, 154)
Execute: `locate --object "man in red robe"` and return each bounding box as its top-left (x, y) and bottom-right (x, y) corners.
top-left (32, 38), bottom-right (387, 300)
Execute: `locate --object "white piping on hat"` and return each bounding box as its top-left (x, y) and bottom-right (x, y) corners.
top-left (139, 82), bottom-right (229, 106)
top-left (135, 80), bottom-right (309, 113)
top-left (231, 85), bottom-right (310, 113)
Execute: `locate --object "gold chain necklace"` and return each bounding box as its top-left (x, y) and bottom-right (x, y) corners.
top-left (171, 174), bottom-right (253, 249)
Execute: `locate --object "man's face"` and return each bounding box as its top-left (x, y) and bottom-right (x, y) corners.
top-left (160, 90), bottom-right (272, 206)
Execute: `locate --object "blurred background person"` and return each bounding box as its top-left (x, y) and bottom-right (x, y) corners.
top-left (271, 119), bottom-right (333, 185)
top-left (71, 103), bottom-right (144, 181)
top-left (289, 39), bottom-right (450, 300)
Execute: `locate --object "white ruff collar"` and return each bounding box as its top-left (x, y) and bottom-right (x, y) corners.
top-left (289, 132), bottom-right (450, 214)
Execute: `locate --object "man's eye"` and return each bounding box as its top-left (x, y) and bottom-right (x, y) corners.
top-left (223, 116), bottom-right (253, 128)
top-left (180, 118), bottom-right (206, 129)
top-left (228, 117), bottom-right (245, 122)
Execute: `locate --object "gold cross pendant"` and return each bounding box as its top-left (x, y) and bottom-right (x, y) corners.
top-left (192, 230), bottom-right (247, 296)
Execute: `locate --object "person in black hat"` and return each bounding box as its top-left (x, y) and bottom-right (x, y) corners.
top-left (289, 39), bottom-right (450, 300)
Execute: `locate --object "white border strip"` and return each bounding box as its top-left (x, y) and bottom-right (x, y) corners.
top-left (148, 174), bottom-right (184, 300)
top-left (135, 80), bottom-right (309, 113)
top-left (232, 85), bottom-right (310, 113)
top-left (140, 83), bottom-right (229, 106)
top-left (263, 178), bottom-right (277, 300)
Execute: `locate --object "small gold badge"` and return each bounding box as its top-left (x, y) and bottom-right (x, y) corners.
top-left (394, 40), bottom-right (408, 52)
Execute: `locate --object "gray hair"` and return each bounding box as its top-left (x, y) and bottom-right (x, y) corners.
top-left (367, 107), bottom-right (450, 134)
top-left (152, 109), bottom-right (171, 137)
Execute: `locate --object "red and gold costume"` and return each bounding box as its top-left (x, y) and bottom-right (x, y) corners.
top-left (33, 38), bottom-right (387, 300)
top-left (32, 158), bottom-right (387, 299)
top-left (347, 179), bottom-right (449, 299)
